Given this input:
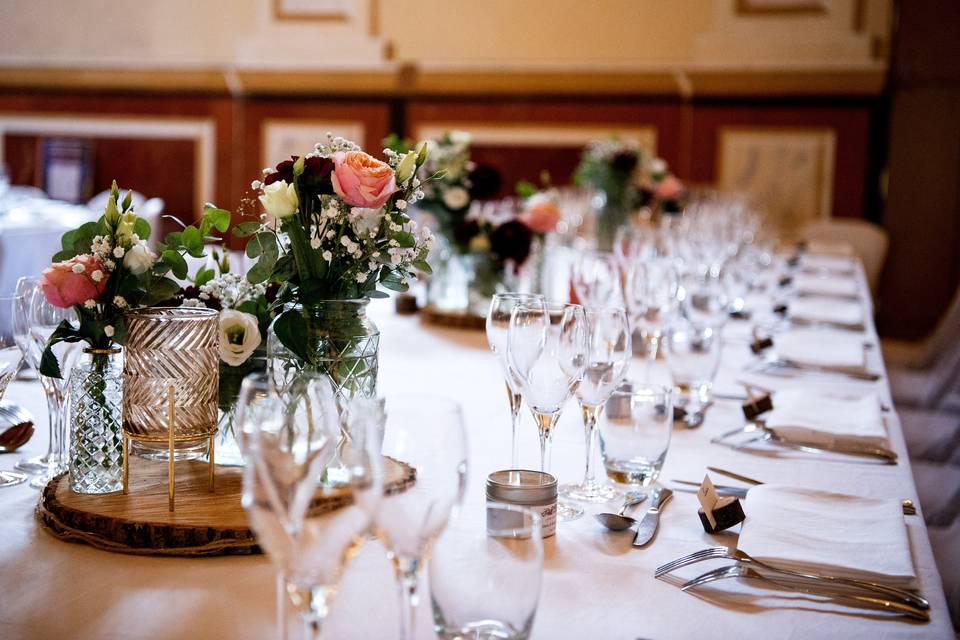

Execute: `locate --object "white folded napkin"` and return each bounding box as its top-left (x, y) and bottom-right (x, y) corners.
top-left (788, 297), bottom-right (863, 328)
top-left (805, 240), bottom-right (855, 257)
top-left (739, 484), bottom-right (916, 587)
top-left (775, 329), bottom-right (866, 369)
top-left (765, 389), bottom-right (887, 447)
top-left (800, 254), bottom-right (856, 275)
top-left (793, 274), bottom-right (859, 299)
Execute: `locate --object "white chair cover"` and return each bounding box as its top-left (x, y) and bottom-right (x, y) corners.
top-left (801, 219), bottom-right (889, 297)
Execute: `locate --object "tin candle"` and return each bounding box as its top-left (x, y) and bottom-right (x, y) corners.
top-left (486, 470), bottom-right (557, 538)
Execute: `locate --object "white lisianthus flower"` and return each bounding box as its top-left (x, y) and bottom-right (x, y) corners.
top-left (218, 310), bottom-right (262, 367)
top-left (123, 243), bottom-right (156, 275)
top-left (351, 207), bottom-right (383, 238)
top-left (442, 186), bottom-right (470, 211)
top-left (258, 180), bottom-right (299, 220)
top-left (104, 325), bottom-right (115, 338)
top-left (394, 151), bottom-right (418, 184)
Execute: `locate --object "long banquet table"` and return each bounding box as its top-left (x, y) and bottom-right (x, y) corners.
top-left (0, 261), bottom-right (953, 639)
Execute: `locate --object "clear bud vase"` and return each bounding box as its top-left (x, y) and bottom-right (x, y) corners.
top-left (67, 347), bottom-right (124, 494)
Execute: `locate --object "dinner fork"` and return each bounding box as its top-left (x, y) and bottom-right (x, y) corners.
top-left (656, 547), bottom-right (929, 610)
top-left (680, 564), bottom-right (930, 621)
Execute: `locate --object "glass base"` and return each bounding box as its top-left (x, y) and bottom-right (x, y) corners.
top-left (557, 500), bottom-right (584, 521)
top-left (28, 468), bottom-right (60, 489)
top-left (436, 619), bottom-right (527, 640)
top-left (559, 481), bottom-right (622, 503)
top-left (0, 470), bottom-right (27, 488)
top-left (130, 439), bottom-right (208, 462)
top-left (16, 454), bottom-right (63, 474)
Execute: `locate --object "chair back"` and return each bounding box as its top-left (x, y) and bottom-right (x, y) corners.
top-left (802, 218), bottom-right (889, 296)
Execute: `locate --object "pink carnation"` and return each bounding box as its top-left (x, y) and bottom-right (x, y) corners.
top-left (519, 196), bottom-right (562, 235)
top-left (39, 254), bottom-right (108, 308)
top-left (654, 175), bottom-right (683, 201)
top-left (331, 151), bottom-right (398, 209)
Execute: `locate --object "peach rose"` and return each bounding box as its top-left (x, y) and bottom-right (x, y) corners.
top-left (520, 194), bottom-right (562, 235)
top-left (40, 254), bottom-right (108, 308)
top-left (331, 151), bottom-right (398, 209)
top-left (654, 175), bottom-right (683, 201)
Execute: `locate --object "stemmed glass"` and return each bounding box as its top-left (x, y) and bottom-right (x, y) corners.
top-left (374, 395), bottom-right (468, 640)
top-left (508, 300), bottom-right (588, 520)
top-left (624, 258), bottom-right (679, 379)
top-left (0, 294), bottom-right (27, 488)
top-left (560, 306), bottom-right (631, 502)
top-left (14, 281), bottom-right (79, 486)
top-left (486, 293), bottom-right (544, 469)
top-left (239, 371), bottom-right (383, 640)
top-left (571, 251), bottom-right (622, 307)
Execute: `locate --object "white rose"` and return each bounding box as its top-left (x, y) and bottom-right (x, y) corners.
top-left (218, 310), bottom-right (261, 367)
top-left (442, 186), bottom-right (470, 211)
top-left (648, 157), bottom-right (668, 176)
top-left (123, 243), bottom-right (156, 275)
top-left (258, 180), bottom-right (299, 220)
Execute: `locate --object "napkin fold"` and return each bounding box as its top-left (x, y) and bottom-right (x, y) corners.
top-left (739, 484), bottom-right (916, 587)
top-left (793, 274), bottom-right (859, 299)
top-left (805, 240), bottom-right (855, 257)
top-left (775, 329), bottom-right (866, 369)
top-left (799, 254), bottom-right (856, 275)
top-left (765, 389), bottom-right (887, 447)
top-left (788, 297), bottom-right (864, 328)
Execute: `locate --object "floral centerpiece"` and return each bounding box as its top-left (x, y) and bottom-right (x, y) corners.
top-left (239, 134), bottom-right (435, 402)
top-left (37, 181), bottom-right (230, 492)
top-left (574, 138), bottom-right (684, 249)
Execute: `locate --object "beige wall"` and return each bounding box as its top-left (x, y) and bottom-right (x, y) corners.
top-left (0, 0), bottom-right (890, 71)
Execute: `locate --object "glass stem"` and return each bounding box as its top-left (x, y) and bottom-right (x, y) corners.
top-left (505, 382), bottom-right (522, 469)
top-left (532, 411), bottom-right (559, 473)
top-left (579, 403), bottom-right (603, 487)
top-left (43, 384), bottom-right (62, 463)
top-left (397, 569), bottom-right (420, 640)
top-left (645, 335), bottom-right (660, 382)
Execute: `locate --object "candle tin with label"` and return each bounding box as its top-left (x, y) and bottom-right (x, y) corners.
top-left (486, 470), bottom-right (557, 538)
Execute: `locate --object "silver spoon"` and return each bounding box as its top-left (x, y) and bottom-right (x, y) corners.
top-left (594, 491), bottom-right (648, 531)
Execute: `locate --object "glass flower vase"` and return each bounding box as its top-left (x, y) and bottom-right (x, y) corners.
top-left (67, 348), bottom-right (123, 494)
top-left (212, 351), bottom-right (267, 466)
top-left (267, 299), bottom-right (379, 409)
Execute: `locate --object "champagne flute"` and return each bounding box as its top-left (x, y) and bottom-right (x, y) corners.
top-left (240, 371), bottom-right (383, 640)
top-left (560, 306), bottom-right (631, 502)
top-left (486, 293), bottom-right (544, 469)
top-left (0, 296), bottom-right (27, 488)
top-left (571, 251), bottom-right (622, 307)
top-left (508, 301), bottom-right (588, 520)
top-left (375, 395), bottom-right (468, 640)
top-left (624, 258), bottom-right (679, 379)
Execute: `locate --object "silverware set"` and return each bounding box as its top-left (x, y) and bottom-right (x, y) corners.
top-left (655, 547), bottom-right (930, 621)
top-left (749, 358), bottom-right (880, 382)
top-left (711, 421), bottom-right (898, 464)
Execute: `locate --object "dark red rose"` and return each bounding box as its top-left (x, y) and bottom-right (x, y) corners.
top-left (490, 220), bottom-right (533, 267)
top-left (265, 282), bottom-right (281, 304)
top-left (300, 156), bottom-right (335, 195)
top-left (467, 164), bottom-right (502, 200)
top-left (610, 151), bottom-right (638, 174)
top-left (453, 219), bottom-right (482, 248)
top-left (264, 157), bottom-right (298, 185)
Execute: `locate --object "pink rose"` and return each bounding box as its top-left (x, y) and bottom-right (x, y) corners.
top-left (654, 175), bottom-right (683, 201)
top-left (331, 151), bottom-right (398, 209)
top-left (519, 194), bottom-right (562, 234)
top-left (39, 254), bottom-right (108, 308)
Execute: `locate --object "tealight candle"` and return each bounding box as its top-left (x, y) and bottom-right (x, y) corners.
top-left (486, 470), bottom-right (557, 538)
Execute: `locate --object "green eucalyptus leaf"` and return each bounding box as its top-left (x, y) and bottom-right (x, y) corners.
top-left (143, 276), bottom-right (181, 306)
top-left (232, 221), bottom-right (261, 237)
top-left (195, 266), bottom-right (215, 287)
top-left (412, 259), bottom-right (432, 274)
top-left (133, 217), bottom-right (151, 241)
top-left (182, 226), bottom-right (203, 255)
top-left (273, 308), bottom-right (311, 363)
top-left (161, 250), bottom-right (188, 280)
top-left (203, 205), bottom-right (231, 233)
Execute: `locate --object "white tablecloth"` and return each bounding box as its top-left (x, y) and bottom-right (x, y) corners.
top-left (0, 264), bottom-right (952, 639)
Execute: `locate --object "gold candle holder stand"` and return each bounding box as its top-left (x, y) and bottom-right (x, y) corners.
top-left (122, 386), bottom-right (215, 512)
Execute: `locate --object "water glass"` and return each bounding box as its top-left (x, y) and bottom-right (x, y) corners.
top-left (681, 270), bottom-right (730, 329)
top-left (599, 383), bottom-right (672, 487)
top-left (663, 320), bottom-right (722, 411)
top-left (430, 504), bottom-right (543, 640)
top-left (571, 251), bottom-right (622, 307)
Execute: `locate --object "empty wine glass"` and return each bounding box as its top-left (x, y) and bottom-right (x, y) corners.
top-left (375, 395), bottom-right (468, 640)
top-left (571, 251), bottom-right (622, 307)
top-left (663, 318), bottom-right (723, 418)
top-left (240, 371), bottom-right (383, 640)
top-left (599, 382), bottom-right (673, 488)
top-left (486, 293), bottom-right (545, 469)
top-left (680, 269), bottom-right (730, 329)
top-left (561, 307), bottom-right (631, 503)
top-left (624, 258), bottom-right (679, 378)
top-left (0, 295), bottom-right (27, 488)
top-left (508, 301), bottom-right (588, 520)
top-left (430, 504), bottom-right (544, 640)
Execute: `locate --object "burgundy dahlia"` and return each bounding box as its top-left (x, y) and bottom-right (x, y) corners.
top-left (490, 220), bottom-right (533, 266)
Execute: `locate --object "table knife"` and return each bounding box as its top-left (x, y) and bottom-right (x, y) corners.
top-left (632, 487), bottom-right (672, 547)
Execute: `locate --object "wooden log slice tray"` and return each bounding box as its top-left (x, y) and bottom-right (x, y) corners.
top-left (36, 456), bottom-right (415, 557)
top-left (420, 305), bottom-right (486, 330)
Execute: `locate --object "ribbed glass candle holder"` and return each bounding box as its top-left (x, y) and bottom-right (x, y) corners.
top-left (123, 307), bottom-right (219, 461)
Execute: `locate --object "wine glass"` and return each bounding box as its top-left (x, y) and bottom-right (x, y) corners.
top-left (663, 318), bottom-right (723, 417)
top-left (680, 269), bottom-right (730, 329)
top-left (560, 306), bottom-right (631, 503)
top-left (0, 295), bottom-right (27, 488)
top-left (624, 258), bottom-right (679, 379)
top-left (374, 395), bottom-right (468, 640)
top-left (507, 301), bottom-right (588, 520)
top-left (571, 251), bottom-right (622, 307)
top-left (240, 371), bottom-right (383, 640)
top-left (486, 293), bottom-right (544, 469)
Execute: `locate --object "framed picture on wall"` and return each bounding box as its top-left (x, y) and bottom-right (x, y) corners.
top-left (39, 137), bottom-right (94, 204)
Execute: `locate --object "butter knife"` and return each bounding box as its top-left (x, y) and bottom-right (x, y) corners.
top-left (632, 487), bottom-right (673, 547)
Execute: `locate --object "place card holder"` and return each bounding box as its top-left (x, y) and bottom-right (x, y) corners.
top-left (697, 475), bottom-right (745, 534)
top-left (750, 327), bottom-right (774, 355)
top-left (778, 275), bottom-right (793, 288)
top-left (772, 302), bottom-right (788, 316)
top-left (394, 293), bottom-right (419, 315)
top-left (741, 385), bottom-right (773, 421)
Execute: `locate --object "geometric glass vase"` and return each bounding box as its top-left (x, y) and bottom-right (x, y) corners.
top-left (68, 347), bottom-right (124, 494)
